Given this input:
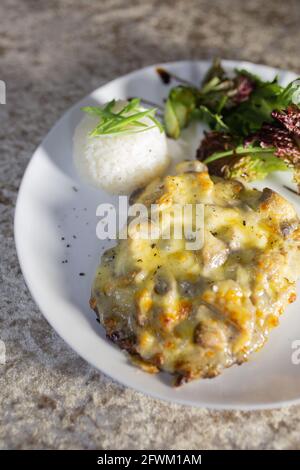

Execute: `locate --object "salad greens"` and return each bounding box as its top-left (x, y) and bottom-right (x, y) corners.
top-left (225, 154), bottom-right (288, 182)
top-left (82, 98), bottom-right (163, 136)
top-left (163, 58), bottom-right (300, 190)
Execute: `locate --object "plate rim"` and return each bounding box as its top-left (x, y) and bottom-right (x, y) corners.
top-left (14, 59), bottom-right (300, 410)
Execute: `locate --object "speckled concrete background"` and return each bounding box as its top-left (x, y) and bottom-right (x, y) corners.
top-left (1, 0), bottom-right (300, 450)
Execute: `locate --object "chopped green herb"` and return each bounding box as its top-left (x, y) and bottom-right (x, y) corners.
top-left (82, 98), bottom-right (163, 136)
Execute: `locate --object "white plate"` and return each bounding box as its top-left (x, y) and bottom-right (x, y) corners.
top-left (15, 61), bottom-right (300, 410)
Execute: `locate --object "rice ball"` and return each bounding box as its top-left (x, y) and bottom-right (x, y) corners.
top-left (73, 101), bottom-right (170, 194)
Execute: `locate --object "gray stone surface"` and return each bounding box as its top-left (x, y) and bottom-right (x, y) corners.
top-left (1, 0), bottom-right (300, 450)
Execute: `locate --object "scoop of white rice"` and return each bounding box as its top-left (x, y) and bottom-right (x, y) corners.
top-left (73, 102), bottom-right (169, 194)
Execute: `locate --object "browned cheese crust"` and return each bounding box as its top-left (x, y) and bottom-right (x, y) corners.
top-left (90, 161), bottom-right (300, 385)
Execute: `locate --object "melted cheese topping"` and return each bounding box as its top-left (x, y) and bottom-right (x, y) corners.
top-left (91, 162), bottom-right (300, 385)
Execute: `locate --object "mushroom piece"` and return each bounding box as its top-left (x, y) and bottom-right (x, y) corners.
top-left (202, 231), bottom-right (229, 271)
top-left (194, 321), bottom-right (227, 349)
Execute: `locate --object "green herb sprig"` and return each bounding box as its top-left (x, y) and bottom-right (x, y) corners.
top-left (203, 145), bottom-right (274, 164)
top-left (82, 98), bottom-right (163, 136)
